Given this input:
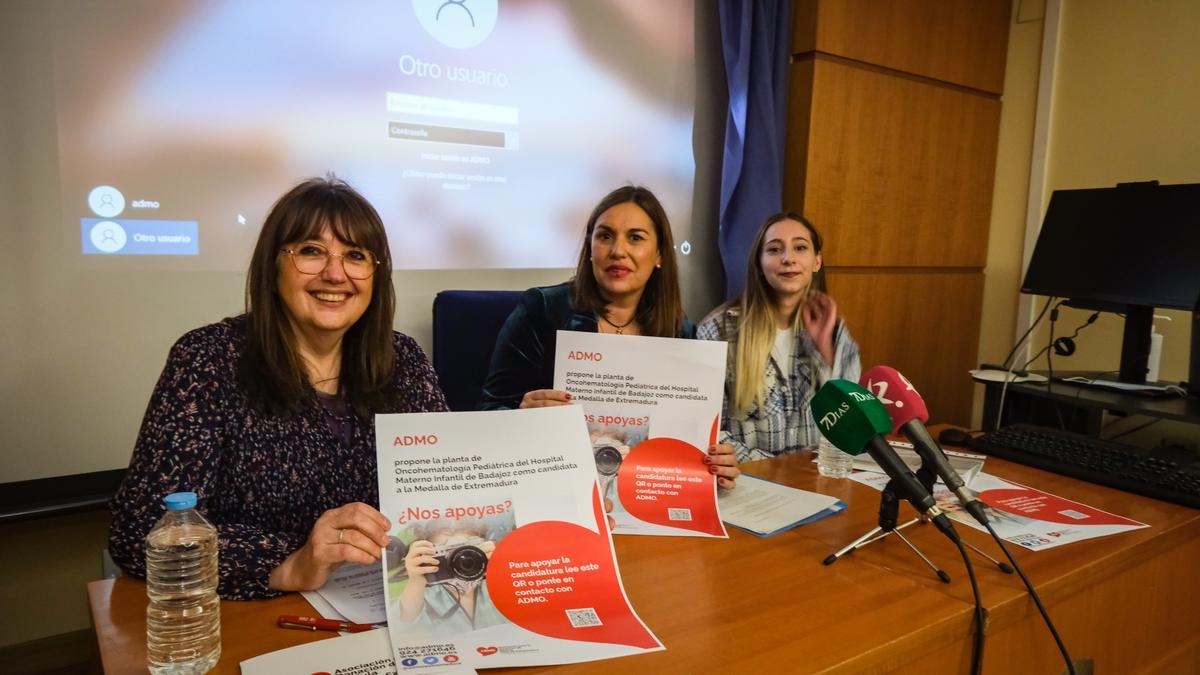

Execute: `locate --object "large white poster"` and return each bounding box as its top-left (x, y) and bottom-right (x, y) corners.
top-left (554, 331), bottom-right (728, 537)
top-left (851, 471), bottom-right (1149, 551)
top-left (376, 407), bottom-right (662, 670)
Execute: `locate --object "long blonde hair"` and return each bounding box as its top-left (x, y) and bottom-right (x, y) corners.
top-left (730, 212), bottom-right (825, 415)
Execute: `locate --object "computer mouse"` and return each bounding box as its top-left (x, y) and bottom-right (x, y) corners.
top-left (938, 428), bottom-right (974, 447)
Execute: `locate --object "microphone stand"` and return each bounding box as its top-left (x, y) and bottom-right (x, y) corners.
top-left (913, 463), bottom-right (1014, 575)
top-left (822, 475), bottom-right (952, 583)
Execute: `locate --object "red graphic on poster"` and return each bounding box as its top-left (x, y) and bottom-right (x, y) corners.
top-left (979, 488), bottom-right (1137, 526)
top-left (614, 437), bottom-right (722, 536)
top-left (486, 486), bottom-right (659, 649)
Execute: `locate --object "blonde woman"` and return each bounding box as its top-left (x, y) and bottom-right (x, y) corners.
top-left (697, 212), bottom-right (860, 462)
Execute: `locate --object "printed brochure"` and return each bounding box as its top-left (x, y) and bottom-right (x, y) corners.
top-left (375, 406), bottom-right (663, 670)
top-left (554, 330), bottom-right (728, 537)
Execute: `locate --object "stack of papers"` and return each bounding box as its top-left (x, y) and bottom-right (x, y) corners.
top-left (299, 561), bottom-right (386, 627)
top-left (847, 442), bottom-right (987, 487)
top-left (241, 628), bottom-right (477, 674)
top-left (719, 475), bottom-right (845, 537)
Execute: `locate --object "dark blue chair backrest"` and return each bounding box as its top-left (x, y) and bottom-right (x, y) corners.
top-left (431, 290), bottom-right (523, 411)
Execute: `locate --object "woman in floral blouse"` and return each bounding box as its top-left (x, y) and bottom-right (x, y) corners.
top-left (109, 176), bottom-right (447, 599)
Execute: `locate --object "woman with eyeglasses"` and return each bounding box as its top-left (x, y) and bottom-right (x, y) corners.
top-left (108, 176), bottom-right (447, 599)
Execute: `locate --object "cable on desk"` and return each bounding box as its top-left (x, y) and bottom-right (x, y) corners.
top-left (1045, 305), bottom-right (1068, 430)
top-left (982, 520), bottom-right (1076, 675)
top-left (1022, 311), bottom-right (1100, 369)
top-left (995, 297), bottom-right (1056, 429)
top-left (953, 538), bottom-right (985, 675)
top-left (1105, 418), bottom-right (1161, 441)
top-left (1001, 296), bottom-right (1054, 371)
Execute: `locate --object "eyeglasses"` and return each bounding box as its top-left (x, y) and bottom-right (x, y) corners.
top-left (281, 243), bottom-right (379, 280)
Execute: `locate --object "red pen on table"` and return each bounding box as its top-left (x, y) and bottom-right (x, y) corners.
top-left (277, 615), bottom-right (373, 633)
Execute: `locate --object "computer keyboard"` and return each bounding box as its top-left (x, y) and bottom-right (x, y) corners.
top-left (968, 424), bottom-right (1200, 509)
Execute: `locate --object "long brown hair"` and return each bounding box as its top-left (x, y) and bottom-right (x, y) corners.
top-left (241, 176), bottom-right (397, 417)
top-left (571, 186), bottom-right (684, 338)
top-left (730, 212), bottom-right (824, 414)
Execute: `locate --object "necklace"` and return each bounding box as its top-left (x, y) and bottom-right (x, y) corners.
top-left (302, 353), bottom-right (341, 388)
top-left (600, 312), bottom-right (636, 335)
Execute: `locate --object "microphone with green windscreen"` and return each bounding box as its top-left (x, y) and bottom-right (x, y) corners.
top-left (811, 379), bottom-right (959, 543)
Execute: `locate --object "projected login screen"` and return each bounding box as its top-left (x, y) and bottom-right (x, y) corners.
top-left (54, 0), bottom-right (696, 269)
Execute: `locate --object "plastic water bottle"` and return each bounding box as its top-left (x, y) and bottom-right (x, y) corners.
top-left (817, 438), bottom-right (854, 478)
top-left (145, 492), bottom-right (221, 674)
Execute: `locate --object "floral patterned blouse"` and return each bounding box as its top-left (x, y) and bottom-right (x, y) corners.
top-left (108, 315), bottom-right (447, 599)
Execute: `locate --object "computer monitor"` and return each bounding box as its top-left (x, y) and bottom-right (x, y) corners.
top-left (1021, 181), bottom-right (1200, 392)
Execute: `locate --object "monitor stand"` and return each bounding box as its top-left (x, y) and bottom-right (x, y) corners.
top-left (1118, 306), bottom-right (1153, 384)
top-left (1113, 305), bottom-right (1198, 399)
top-left (1190, 310), bottom-right (1200, 398)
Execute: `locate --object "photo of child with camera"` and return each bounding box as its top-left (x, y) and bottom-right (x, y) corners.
top-left (588, 420), bottom-right (648, 518)
top-left (390, 514), bottom-right (515, 633)
top-left (933, 485), bottom-right (1037, 529)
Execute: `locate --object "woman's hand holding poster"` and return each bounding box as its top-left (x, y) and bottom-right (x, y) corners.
top-left (376, 407), bottom-right (662, 670)
top-left (554, 331), bottom-right (728, 537)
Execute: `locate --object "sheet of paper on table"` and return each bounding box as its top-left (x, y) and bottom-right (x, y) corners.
top-left (815, 440), bottom-right (987, 488)
top-left (849, 471), bottom-right (1148, 551)
top-left (240, 627), bottom-right (477, 674)
top-left (299, 560), bottom-right (386, 626)
top-left (719, 475), bottom-right (844, 537)
top-left (299, 588), bottom-right (345, 621)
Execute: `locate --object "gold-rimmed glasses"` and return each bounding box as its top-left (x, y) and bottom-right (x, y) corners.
top-left (281, 243), bottom-right (379, 280)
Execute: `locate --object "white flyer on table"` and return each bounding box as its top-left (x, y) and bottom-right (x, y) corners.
top-left (837, 442), bottom-right (987, 488)
top-left (718, 475), bottom-right (842, 537)
top-left (300, 561), bottom-right (386, 626)
top-left (850, 471), bottom-right (1149, 550)
top-left (241, 628), bottom-right (478, 674)
top-left (375, 407), bottom-right (663, 670)
top-left (554, 331), bottom-right (728, 538)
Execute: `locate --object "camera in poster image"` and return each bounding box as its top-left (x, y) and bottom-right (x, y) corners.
top-left (88, 185), bottom-right (125, 218)
top-left (388, 511), bottom-right (515, 635)
top-left (412, 0), bottom-right (498, 48)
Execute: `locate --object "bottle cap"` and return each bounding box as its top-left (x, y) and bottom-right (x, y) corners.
top-left (163, 492), bottom-right (198, 510)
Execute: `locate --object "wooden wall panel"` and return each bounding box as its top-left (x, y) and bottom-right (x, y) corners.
top-left (787, 57), bottom-right (1000, 268)
top-left (786, 1), bottom-right (1009, 426)
top-left (828, 269), bottom-right (984, 426)
top-left (793, 0), bottom-right (1011, 94)
top-left (783, 60), bottom-right (815, 211)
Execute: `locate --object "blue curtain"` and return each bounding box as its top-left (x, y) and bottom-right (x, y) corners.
top-left (717, 0), bottom-right (795, 298)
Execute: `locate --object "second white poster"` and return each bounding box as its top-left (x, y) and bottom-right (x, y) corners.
top-left (554, 331), bottom-right (728, 538)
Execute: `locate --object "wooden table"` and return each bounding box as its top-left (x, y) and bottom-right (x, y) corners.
top-left (88, 449), bottom-right (1200, 674)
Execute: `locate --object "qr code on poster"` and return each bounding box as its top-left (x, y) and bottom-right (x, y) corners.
top-left (668, 508), bottom-right (692, 521)
top-left (566, 608), bottom-right (603, 628)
